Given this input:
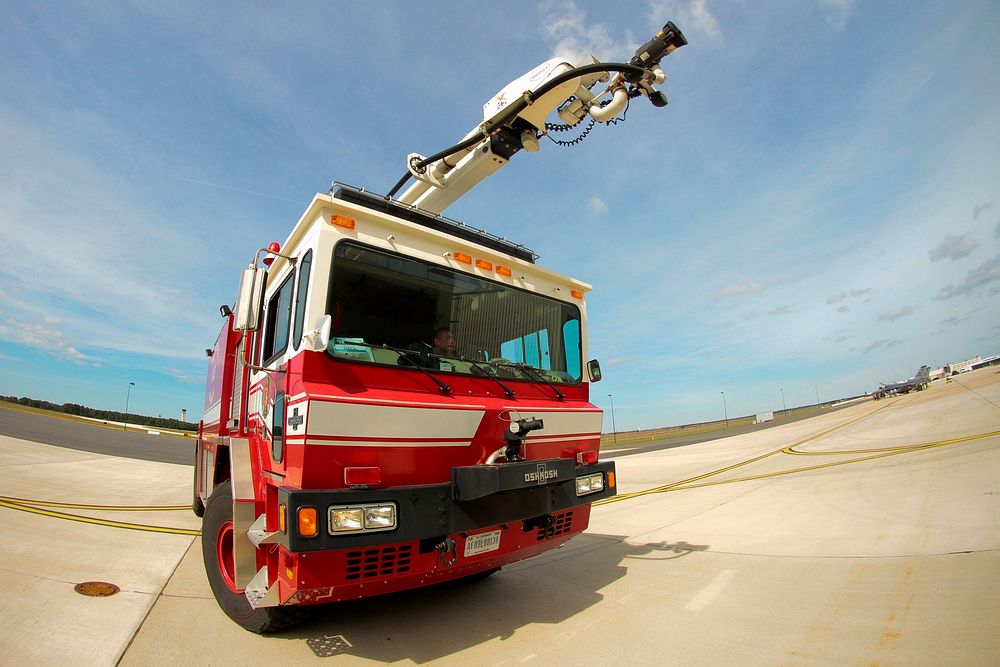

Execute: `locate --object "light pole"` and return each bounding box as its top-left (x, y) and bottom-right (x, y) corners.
top-left (779, 388), bottom-right (786, 415)
top-left (720, 391), bottom-right (728, 427)
top-left (814, 386), bottom-right (819, 405)
top-left (124, 381), bottom-right (135, 431)
top-left (607, 393), bottom-right (618, 444)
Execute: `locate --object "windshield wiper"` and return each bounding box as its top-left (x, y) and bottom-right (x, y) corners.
top-left (493, 362), bottom-right (565, 400)
top-left (331, 341), bottom-right (451, 394)
top-left (459, 357), bottom-right (516, 398)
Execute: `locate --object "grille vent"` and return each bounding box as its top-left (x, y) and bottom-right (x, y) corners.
top-left (344, 545), bottom-right (413, 580)
top-left (537, 511), bottom-right (573, 540)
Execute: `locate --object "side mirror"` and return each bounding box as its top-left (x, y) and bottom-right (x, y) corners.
top-left (587, 359), bottom-right (602, 383)
top-left (304, 314), bottom-right (332, 352)
top-left (233, 266), bottom-right (266, 332)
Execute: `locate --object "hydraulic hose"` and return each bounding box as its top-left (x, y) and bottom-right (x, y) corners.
top-left (385, 62), bottom-right (649, 199)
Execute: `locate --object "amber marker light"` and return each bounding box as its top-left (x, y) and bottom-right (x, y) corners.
top-left (496, 265), bottom-right (513, 277)
top-left (475, 259), bottom-right (493, 271)
top-left (570, 289), bottom-right (584, 299)
top-left (330, 214), bottom-right (356, 230)
top-left (278, 504), bottom-right (287, 533)
top-left (607, 471), bottom-right (616, 488)
top-left (453, 251), bottom-right (473, 265)
top-left (298, 507), bottom-right (318, 538)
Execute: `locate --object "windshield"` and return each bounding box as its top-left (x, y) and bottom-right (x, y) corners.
top-left (325, 242), bottom-right (582, 383)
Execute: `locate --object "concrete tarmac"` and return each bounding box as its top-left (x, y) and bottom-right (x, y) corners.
top-left (1, 368), bottom-right (998, 665)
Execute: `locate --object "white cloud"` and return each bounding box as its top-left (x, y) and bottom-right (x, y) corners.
top-left (540, 0), bottom-right (633, 63)
top-left (935, 255), bottom-right (1000, 299)
top-left (0, 317), bottom-right (98, 365)
top-left (860, 338), bottom-right (901, 354)
top-left (973, 201), bottom-right (993, 219)
top-left (821, 0), bottom-right (856, 29)
top-left (929, 234), bottom-right (978, 262)
top-left (718, 282), bottom-right (763, 296)
top-left (826, 288), bottom-right (873, 305)
top-left (589, 195), bottom-right (608, 213)
top-left (878, 306), bottom-right (915, 322)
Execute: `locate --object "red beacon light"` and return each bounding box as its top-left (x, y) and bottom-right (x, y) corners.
top-left (262, 241), bottom-right (281, 268)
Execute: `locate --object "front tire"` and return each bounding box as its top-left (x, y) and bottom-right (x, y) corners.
top-left (201, 480), bottom-right (305, 633)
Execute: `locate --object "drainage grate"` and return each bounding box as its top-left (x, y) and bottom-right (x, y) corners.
top-left (344, 544), bottom-right (413, 580)
top-left (537, 511), bottom-right (573, 540)
top-left (74, 581), bottom-right (120, 597)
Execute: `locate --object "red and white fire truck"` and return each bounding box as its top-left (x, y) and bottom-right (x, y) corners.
top-left (195, 22), bottom-right (686, 632)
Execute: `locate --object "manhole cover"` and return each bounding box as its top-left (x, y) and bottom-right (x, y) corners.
top-left (74, 581), bottom-right (120, 597)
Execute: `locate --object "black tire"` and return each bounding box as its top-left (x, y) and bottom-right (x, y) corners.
top-left (201, 480), bottom-right (306, 633)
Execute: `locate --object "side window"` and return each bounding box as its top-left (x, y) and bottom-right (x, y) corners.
top-left (261, 272), bottom-right (295, 364)
top-left (292, 250), bottom-right (312, 350)
top-left (562, 320), bottom-right (581, 379)
top-left (271, 393), bottom-right (285, 463)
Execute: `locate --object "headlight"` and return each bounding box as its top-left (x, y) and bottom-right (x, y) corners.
top-left (328, 503), bottom-right (397, 534)
top-left (330, 508), bottom-right (364, 532)
top-left (576, 473), bottom-right (605, 496)
top-left (364, 505), bottom-right (396, 530)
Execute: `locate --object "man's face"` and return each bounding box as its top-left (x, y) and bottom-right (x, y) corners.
top-left (434, 330), bottom-right (455, 354)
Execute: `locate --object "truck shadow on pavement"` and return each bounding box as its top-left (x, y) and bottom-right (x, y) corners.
top-left (278, 533), bottom-right (709, 662)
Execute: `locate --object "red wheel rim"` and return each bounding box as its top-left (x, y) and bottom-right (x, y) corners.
top-left (216, 520), bottom-right (241, 593)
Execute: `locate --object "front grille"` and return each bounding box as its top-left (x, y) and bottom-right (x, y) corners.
top-left (537, 511), bottom-right (573, 540)
top-left (344, 545), bottom-right (413, 580)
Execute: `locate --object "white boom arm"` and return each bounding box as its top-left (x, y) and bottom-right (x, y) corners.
top-left (393, 21), bottom-right (687, 216)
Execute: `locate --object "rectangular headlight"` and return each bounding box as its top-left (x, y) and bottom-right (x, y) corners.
top-left (576, 473), bottom-right (605, 496)
top-left (364, 505), bottom-right (396, 530)
top-left (331, 508), bottom-right (364, 532)
top-left (328, 503), bottom-right (397, 535)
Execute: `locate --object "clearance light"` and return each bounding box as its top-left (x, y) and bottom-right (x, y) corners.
top-left (576, 450), bottom-right (599, 465)
top-left (345, 466), bottom-right (382, 486)
top-left (330, 214), bottom-right (356, 230)
top-left (278, 504), bottom-right (287, 533)
top-left (607, 471), bottom-right (616, 489)
top-left (570, 289), bottom-right (584, 300)
top-left (475, 259), bottom-right (493, 271)
top-left (453, 251), bottom-right (473, 265)
top-left (329, 503), bottom-right (397, 534)
top-left (496, 265), bottom-right (513, 277)
top-left (576, 473), bottom-right (605, 496)
top-left (297, 506), bottom-right (319, 538)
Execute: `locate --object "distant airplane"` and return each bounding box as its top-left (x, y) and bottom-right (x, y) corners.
top-left (873, 365), bottom-right (932, 399)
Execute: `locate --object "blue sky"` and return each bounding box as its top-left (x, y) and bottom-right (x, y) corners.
top-left (1, 1), bottom-right (998, 428)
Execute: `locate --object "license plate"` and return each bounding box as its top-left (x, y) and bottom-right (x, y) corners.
top-left (464, 529), bottom-right (501, 557)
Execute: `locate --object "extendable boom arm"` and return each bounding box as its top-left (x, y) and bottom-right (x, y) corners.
top-left (388, 21), bottom-right (686, 215)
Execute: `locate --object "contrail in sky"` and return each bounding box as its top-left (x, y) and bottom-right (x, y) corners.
top-left (178, 176), bottom-right (300, 203)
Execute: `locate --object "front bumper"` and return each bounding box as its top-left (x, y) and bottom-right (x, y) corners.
top-left (277, 459), bottom-right (616, 553)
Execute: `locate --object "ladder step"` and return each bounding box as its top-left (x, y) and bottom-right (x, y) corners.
top-left (247, 514), bottom-right (280, 548)
top-left (244, 565), bottom-right (279, 609)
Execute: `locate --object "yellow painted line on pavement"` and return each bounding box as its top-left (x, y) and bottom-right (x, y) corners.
top-left (781, 430), bottom-right (1000, 456)
top-left (596, 401), bottom-right (899, 506)
top-left (595, 397), bottom-right (1000, 507)
top-left (0, 494), bottom-right (189, 511)
top-left (0, 498), bottom-right (201, 536)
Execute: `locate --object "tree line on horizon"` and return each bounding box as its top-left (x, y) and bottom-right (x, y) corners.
top-left (1, 395), bottom-right (198, 432)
